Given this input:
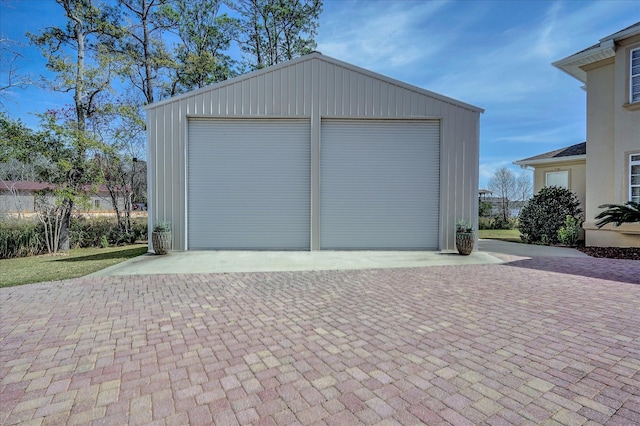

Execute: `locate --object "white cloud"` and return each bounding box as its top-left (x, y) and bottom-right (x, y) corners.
top-left (317, 0), bottom-right (453, 72)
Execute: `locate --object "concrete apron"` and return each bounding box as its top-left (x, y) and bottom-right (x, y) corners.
top-left (90, 240), bottom-right (589, 277)
top-left (90, 249), bottom-right (504, 276)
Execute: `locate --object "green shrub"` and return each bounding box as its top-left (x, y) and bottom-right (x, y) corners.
top-left (519, 186), bottom-right (582, 245)
top-left (557, 215), bottom-right (582, 246)
top-left (130, 218), bottom-right (148, 242)
top-left (491, 215), bottom-right (514, 230)
top-left (478, 217), bottom-right (493, 230)
top-left (100, 235), bottom-right (109, 248)
top-left (479, 202), bottom-right (492, 218)
top-left (478, 216), bottom-right (517, 230)
top-left (0, 219), bottom-right (46, 259)
top-left (70, 216), bottom-right (148, 248)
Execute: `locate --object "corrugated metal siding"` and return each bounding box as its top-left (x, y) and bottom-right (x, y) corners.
top-left (146, 54), bottom-right (480, 251)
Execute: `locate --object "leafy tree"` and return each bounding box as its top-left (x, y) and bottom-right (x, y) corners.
top-left (595, 202), bottom-right (640, 228)
top-left (27, 0), bottom-right (117, 249)
top-left (112, 0), bottom-right (173, 104)
top-left (0, 113), bottom-right (55, 218)
top-left (232, 0), bottom-right (322, 70)
top-left (163, 0), bottom-right (238, 95)
top-left (488, 167), bottom-right (516, 222)
top-left (518, 186), bottom-right (582, 245)
top-left (1, 112), bottom-right (40, 163)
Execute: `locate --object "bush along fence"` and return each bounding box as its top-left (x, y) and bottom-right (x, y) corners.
top-left (0, 216), bottom-right (148, 259)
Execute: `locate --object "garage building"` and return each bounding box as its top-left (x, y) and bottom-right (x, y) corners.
top-left (145, 53), bottom-right (483, 251)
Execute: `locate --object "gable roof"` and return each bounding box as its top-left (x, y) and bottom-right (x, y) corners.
top-left (145, 52), bottom-right (484, 114)
top-left (514, 142), bottom-right (586, 167)
top-left (553, 21), bottom-right (640, 83)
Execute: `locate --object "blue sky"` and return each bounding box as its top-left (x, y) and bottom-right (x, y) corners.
top-left (1, 0), bottom-right (639, 188)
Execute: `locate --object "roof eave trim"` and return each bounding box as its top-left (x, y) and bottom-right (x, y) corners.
top-left (552, 39), bottom-right (616, 83)
top-left (513, 154), bottom-right (586, 167)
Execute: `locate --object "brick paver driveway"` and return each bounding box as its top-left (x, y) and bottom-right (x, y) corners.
top-left (2, 257), bottom-right (640, 425)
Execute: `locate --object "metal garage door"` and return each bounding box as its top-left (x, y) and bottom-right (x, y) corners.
top-left (188, 119), bottom-right (310, 249)
top-left (320, 120), bottom-right (440, 249)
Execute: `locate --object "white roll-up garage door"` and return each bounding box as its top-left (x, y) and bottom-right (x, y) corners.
top-left (320, 120), bottom-right (440, 249)
top-left (188, 119), bottom-right (310, 250)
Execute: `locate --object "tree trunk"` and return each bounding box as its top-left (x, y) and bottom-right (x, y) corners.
top-left (141, 0), bottom-right (154, 104)
top-left (59, 208), bottom-right (71, 251)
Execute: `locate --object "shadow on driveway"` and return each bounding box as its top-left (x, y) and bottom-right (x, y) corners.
top-left (501, 256), bottom-right (640, 285)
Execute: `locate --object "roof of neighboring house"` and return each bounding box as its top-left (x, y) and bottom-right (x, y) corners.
top-left (553, 21), bottom-right (640, 83)
top-left (514, 142), bottom-right (586, 167)
top-left (0, 181), bottom-right (112, 194)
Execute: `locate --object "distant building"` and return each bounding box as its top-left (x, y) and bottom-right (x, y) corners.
top-left (0, 181), bottom-right (123, 214)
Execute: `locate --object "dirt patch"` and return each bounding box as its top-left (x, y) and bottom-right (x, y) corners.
top-left (577, 246), bottom-right (640, 260)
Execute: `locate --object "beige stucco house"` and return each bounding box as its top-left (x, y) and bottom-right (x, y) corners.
top-left (514, 142), bottom-right (586, 212)
top-left (516, 22), bottom-right (640, 247)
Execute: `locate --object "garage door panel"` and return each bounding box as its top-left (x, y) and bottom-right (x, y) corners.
top-left (188, 119), bottom-right (310, 250)
top-left (320, 120), bottom-right (439, 250)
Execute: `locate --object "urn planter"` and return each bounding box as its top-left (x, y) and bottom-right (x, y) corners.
top-left (455, 220), bottom-right (474, 255)
top-left (152, 221), bottom-right (171, 255)
top-left (456, 232), bottom-right (474, 255)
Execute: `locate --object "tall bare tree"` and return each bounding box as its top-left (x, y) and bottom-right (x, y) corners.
top-left (516, 171), bottom-right (533, 202)
top-left (0, 38), bottom-right (33, 110)
top-left (488, 167), bottom-right (517, 222)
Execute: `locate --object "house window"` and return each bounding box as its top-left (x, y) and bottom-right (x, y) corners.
top-left (631, 154), bottom-right (640, 203)
top-left (631, 48), bottom-right (640, 104)
top-left (94, 199), bottom-right (100, 209)
top-left (546, 171), bottom-right (568, 188)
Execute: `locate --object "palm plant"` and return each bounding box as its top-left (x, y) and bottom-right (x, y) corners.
top-left (595, 202), bottom-right (640, 228)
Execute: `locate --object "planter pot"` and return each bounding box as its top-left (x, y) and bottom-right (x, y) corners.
top-left (152, 231), bottom-right (171, 255)
top-left (456, 232), bottom-right (474, 255)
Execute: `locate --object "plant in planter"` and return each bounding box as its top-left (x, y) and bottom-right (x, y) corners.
top-left (455, 220), bottom-right (474, 255)
top-left (152, 221), bottom-right (171, 255)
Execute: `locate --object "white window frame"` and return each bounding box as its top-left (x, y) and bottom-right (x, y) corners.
top-left (545, 171), bottom-right (569, 189)
top-left (631, 47), bottom-right (640, 104)
top-left (631, 153), bottom-right (640, 203)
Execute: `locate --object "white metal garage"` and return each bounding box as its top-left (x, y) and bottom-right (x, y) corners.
top-left (146, 53), bottom-right (482, 252)
top-left (320, 120), bottom-right (440, 249)
top-left (187, 119), bottom-right (310, 249)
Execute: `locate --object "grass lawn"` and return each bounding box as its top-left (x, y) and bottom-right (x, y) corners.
top-left (479, 229), bottom-right (522, 243)
top-left (0, 244), bottom-right (148, 288)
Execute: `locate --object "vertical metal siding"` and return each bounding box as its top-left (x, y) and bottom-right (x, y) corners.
top-left (146, 55), bottom-right (480, 250)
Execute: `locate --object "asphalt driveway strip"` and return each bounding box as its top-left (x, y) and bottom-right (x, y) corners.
top-left (1, 257), bottom-right (640, 425)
